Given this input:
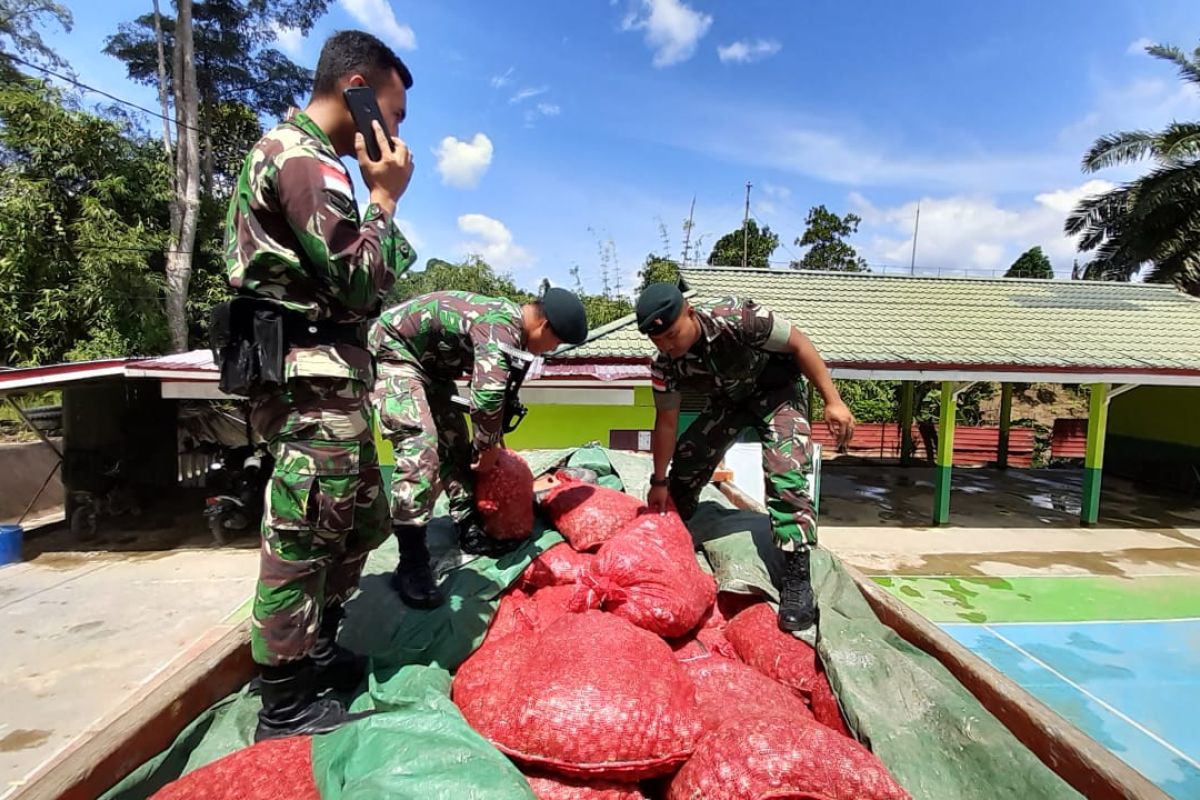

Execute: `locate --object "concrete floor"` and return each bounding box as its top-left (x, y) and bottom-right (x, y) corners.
top-left (819, 465), bottom-right (1200, 577)
top-left (0, 514), bottom-right (256, 799)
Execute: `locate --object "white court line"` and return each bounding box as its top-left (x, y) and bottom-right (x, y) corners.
top-left (946, 617), bottom-right (1200, 627)
top-left (983, 625), bottom-right (1200, 772)
top-left (874, 573), bottom-right (1200, 580)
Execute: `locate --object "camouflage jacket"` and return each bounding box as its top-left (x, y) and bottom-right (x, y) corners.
top-left (370, 291), bottom-right (525, 450)
top-left (224, 111), bottom-right (417, 384)
top-left (651, 296), bottom-right (797, 410)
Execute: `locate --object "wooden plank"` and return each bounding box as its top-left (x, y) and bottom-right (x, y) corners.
top-left (715, 481), bottom-right (1169, 800)
top-left (10, 617), bottom-right (254, 800)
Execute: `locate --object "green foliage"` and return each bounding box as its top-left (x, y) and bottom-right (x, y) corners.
top-left (1065, 41), bottom-right (1200, 294)
top-left (707, 220), bottom-right (778, 268)
top-left (105, 0), bottom-right (314, 194)
top-left (0, 0), bottom-right (74, 78)
top-left (387, 256), bottom-right (634, 332)
top-left (0, 81), bottom-right (173, 365)
top-left (388, 256), bottom-right (535, 306)
top-left (637, 252), bottom-right (680, 293)
top-left (580, 294), bottom-right (633, 328)
top-left (1005, 246), bottom-right (1054, 279)
top-left (792, 205), bottom-right (868, 272)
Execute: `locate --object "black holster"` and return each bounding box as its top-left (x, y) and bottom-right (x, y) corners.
top-left (209, 298), bottom-right (286, 397)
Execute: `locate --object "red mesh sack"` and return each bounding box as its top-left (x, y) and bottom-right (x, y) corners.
top-left (810, 664), bottom-right (854, 738)
top-left (540, 472), bottom-right (644, 551)
top-left (667, 716), bottom-right (910, 800)
top-left (453, 611), bottom-right (703, 780)
top-left (150, 736), bottom-right (318, 800)
top-left (526, 772), bottom-right (649, 800)
top-left (689, 592), bottom-right (762, 659)
top-left (476, 449), bottom-right (535, 540)
top-left (570, 513), bottom-right (716, 639)
top-left (725, 603), bottom-right (820, 698)
top-left (488, 585), bottom-right (579, 643)
top-left (681, 653), bottom-right (813, 733)
top-left (520, 543), bottom-right (593, 590)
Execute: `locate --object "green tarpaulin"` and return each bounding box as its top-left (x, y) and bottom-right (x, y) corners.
top-left (103, 447), bottom-right (1082, 800)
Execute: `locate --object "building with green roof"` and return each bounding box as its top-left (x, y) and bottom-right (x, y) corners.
top-left (514, 267), bottom-right (1200, 526)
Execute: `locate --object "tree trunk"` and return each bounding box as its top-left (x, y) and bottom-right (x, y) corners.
top-left (151, 0), bottom-right (174, 176)
top-left (166, 0), bottom-right (201, 353)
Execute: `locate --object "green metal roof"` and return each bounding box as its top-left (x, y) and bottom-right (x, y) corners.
top-left (553, 268), bottom-right (1200, 381)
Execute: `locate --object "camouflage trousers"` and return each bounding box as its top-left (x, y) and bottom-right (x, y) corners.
top-left (248, 377), bottom-right (390, 666)
top-left (372, 363), bottom-right (474, 527)
top-left (670, 381), bottom-right (817, 550)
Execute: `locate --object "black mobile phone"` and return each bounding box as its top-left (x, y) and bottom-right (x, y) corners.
top-left (343, 86), bottom-right (395, 161)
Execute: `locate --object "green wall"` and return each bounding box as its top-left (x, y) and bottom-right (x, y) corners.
top-left (504, 403), bottom-right (656, 449)
top-left (377, 386), bottom-right (658, 464)
top-left (1109, 386), bottom-right (1200, 448)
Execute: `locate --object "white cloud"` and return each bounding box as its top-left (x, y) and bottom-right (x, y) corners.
top-left (1127, 37), bottom-right (1153, 55)
top-left (434, 133), bottom-right (494, 189)
top-left (760, 182), bottom-right (791, 200)
top-left (490, 67), bottom-right (515, 89)
top-left (524, 102), bottom-right (562, 126)
top-left (510, 86), bottom-right (548, 104)
top-left (457, 214), bottom-right (532, 269)
top-left (1058, 76), bottom-right (1200, 152)
top-left (272, 24), bottom-right (304, 58)
top-left (717, 39), bottom-right (781, 64)
top-left (339, 0), bottom-right (416, 51)
top-left (622, 0), bottom-right (713, 68)
top-left (850, 179), bottom-right (1115, 276)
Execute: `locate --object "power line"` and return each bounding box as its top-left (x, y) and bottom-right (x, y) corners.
top-left (0, 51), bottom-right (208, 136)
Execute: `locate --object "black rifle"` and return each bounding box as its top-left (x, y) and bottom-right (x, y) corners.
top-left (450, 343), bottom-right (537, 434)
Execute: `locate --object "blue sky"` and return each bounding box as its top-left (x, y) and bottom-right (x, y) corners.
top-left (45, 0), bottom-right (1200, 291)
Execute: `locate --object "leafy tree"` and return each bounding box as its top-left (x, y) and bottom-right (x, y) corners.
top-left (1005, 246), bottom-right (1054, 279)
top-left (388, 256), bottom-right (535, 306)
top-left (1065, 41), bottom-right (1200, 294)
top-left (637, 252), bottom-right (680, 292)
top-left (791, 205), bottom-right (868, 272)
top-left (580, 294), bottom-right (633, 329)
top-left (0, 81), bottom-right (172, 364)
top-left (0, 0), bottom-right (73, 79)
top-left (707, 220), bottom-right (778, 268)
top-left (105, 0), bottom-right (310, 195)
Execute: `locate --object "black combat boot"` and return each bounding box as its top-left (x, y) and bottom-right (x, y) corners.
top-left (391, 525), bottom-right (444, 608)
top-left (309, 604), bottom-right (368, 694)
top-left (456, 513), bottom-right (523, 557)
top-left (254, 658), bottom-right (373, 742)
top-left (777, 548), bottom-right (817, 632)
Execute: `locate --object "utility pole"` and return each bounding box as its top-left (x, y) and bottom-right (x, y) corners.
top-left (742, 181), bottom-right (752, 268)
top-left (909, 201), bottom-right (921, 275)
top-left (681, 195), bottom-right (696, 268)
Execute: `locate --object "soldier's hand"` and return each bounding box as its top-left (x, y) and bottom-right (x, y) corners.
top-left (472, 445), bottom-right (500, 474)
top-left (356, 120), bottom-right (413, 216)
top-left (824, 401), bottom-right (856, 450)
top-left (647, 484), bottom-right (670, 514)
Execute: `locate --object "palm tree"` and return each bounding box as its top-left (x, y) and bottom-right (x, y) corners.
top-left (1065, 43), bottom-right (1200, 295)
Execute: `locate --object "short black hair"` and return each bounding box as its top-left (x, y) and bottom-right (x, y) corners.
top-left (313, 30), bottom-right (413, 96)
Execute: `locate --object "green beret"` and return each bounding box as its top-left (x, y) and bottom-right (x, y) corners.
top-left (542, 287), bottom-right (588, 345)
top-left (636, 283), bottom-right (684, 335)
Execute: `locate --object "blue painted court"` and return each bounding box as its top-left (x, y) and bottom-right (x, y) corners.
top-left (943, 619), bottom-right (1200, 799)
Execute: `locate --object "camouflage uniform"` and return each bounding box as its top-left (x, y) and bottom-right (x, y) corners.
top-left (225, 110), bottom-right (416, 666)
top-left (369, 291), bottom-right (523, 526)
top-left (652, 297), bottom-right (817, 550)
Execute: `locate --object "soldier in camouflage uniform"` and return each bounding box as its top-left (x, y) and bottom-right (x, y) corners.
top-left (635, 283), bottom-right (855, 633)
top-left (224, 31), bottom-right (417, 741)
top-left (369, 288), bottom-right (587, 603)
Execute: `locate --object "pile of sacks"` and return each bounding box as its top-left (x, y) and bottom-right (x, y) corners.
top-left (454, 470), bottom-right (911, 800)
